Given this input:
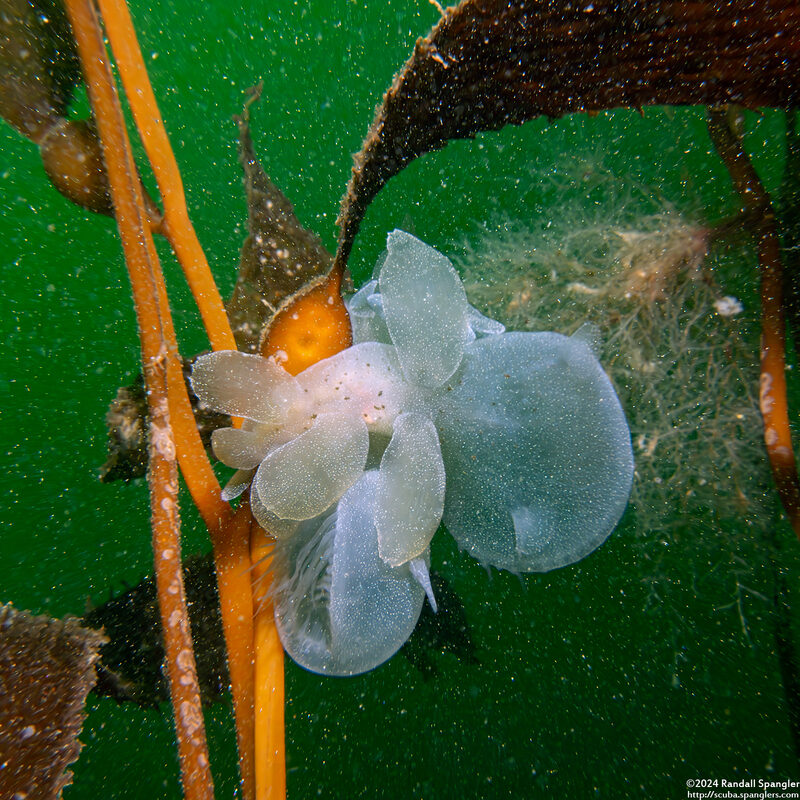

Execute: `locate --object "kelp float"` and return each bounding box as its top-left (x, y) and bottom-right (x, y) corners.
top-left (2, 1), bottom-right (800, 799)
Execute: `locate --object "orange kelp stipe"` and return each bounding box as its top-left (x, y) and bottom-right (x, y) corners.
top-left (62, 0), bottom-right (214, 796)
top-left (250, 517), bottom-right (286, 800)
top-left (708, 108), bottom-right (800, 538)
top-left (260, 267), bottom-right (352, 375)
top-left (96, 0), bottom-right (236, 355)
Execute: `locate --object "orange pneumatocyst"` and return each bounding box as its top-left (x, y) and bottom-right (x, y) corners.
top-left (260, 271), bottom-right (352, 376)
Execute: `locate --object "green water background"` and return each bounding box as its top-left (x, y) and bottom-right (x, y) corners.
top-left (2, 1), bottom-right (799, 797)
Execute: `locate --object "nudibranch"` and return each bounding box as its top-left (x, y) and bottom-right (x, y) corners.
top-left (191, 230), bottom-right (634, 675)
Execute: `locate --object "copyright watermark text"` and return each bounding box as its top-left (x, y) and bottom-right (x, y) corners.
top-left (686, 778), bottom-right (800, 799)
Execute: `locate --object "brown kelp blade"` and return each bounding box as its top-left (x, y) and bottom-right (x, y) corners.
top-left (85, 554), bottom-right (229, 708)
top-left (0, 0), bottom-right (80, 141)
top-left (0, 0), bottom-right (114, 215)
top-left (0, 0), bottom-right (162, 218)
top-left (229, 90), bottom-right (335, 353)
top-left (335, 0), bottom-right (800, 270)
top-left (0, 604), bottom-right (106, 800)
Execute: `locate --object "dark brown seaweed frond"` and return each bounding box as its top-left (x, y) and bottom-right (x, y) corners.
top-left (228, 88), bottom-right (335, 353)
top-left (0, 604), bottom-right (106, 800)
top-left (335, 0), bottom-right (800, 271)
top-left (0, 0), bottom-right (80, 141)
top-left (84, 554), bottom-right (228, 708)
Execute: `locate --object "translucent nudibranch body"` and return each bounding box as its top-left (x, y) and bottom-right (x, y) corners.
top-left (191, 230), bottom-right (634, 675)
top-left (270, 472), bottom-right (427, 676)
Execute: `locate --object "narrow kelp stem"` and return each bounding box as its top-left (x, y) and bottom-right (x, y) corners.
top-left (217, 501), bottom-right (258, 800)
top-left (61, 0), bottom-right (214, 797)
top-left (249, 513), bottom-right (286, 800)
top-left (150, 238), bottom-right (259, 800)
top-left (86, 3), bottom-right (265, 795)
top-left (707, 107), bottom-right (800, 539)
top-left (95, 0), bottom-right (237, 354)
top-left (146, 378), bottom-right (214, 799)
